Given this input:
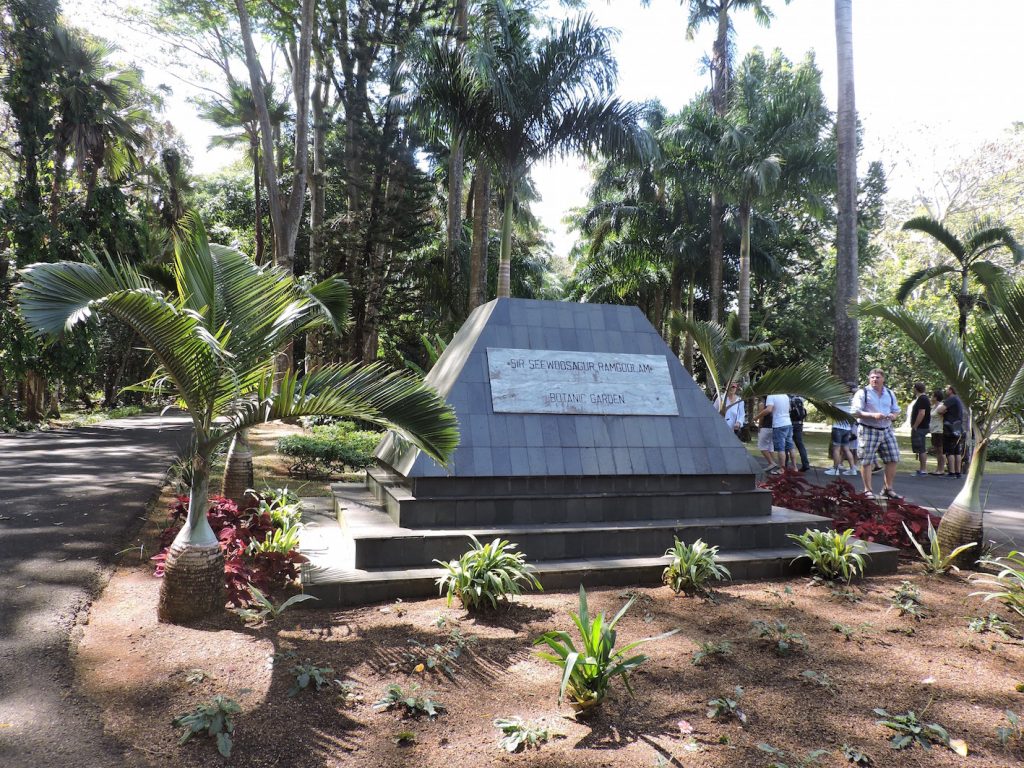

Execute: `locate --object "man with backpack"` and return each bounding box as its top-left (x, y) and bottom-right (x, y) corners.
top-left (936, 384), bottom-right (966, 479)
top-left (787, 394), bottom-right (811, 471)
top-left (851, 368), bottom-right (903, 501)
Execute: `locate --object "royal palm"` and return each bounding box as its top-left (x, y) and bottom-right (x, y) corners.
top-left (16, 214), bottom-right (458, 623)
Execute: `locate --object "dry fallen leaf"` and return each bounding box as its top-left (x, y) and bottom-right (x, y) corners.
top-left (949, 738), bottom-right (968, 756)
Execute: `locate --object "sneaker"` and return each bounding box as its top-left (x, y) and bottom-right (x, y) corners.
top-left (871, 464), bottom-right (883, 473)
top-left (914, 470), bottom-right (927, 476)
top-left (798, 465), bottom-right (811, 472)
top-left (843, 468), bottom-right (859, 476)
top-left (824, 468), bottom-right (840, 476)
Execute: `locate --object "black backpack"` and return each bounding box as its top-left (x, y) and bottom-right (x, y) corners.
top-left (789, 396), bottom-right (807, 423)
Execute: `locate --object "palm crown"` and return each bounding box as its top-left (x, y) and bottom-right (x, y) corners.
top-left (16, 214), bottom-right (459, 620)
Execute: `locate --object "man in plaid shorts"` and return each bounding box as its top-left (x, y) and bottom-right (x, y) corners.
top-left (851, 368), bottom-right (903, 501)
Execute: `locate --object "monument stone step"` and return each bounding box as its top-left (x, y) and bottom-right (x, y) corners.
top-left (299, 532), bottom-right (899, 608)
top-left (347, 478), bottom-right (774, 529)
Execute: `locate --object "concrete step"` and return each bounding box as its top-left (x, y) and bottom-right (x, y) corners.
top-left (298, 533), bottom-right (899, 608)
top-left (331, 489), bottom-right (834, 568)
top-left (350, 478), bottom-right (774, 529)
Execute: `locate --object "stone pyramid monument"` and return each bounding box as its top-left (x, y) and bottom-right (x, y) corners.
top-left (301, 298), bottom-right (895, 604)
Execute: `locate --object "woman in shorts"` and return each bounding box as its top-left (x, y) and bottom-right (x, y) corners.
top-left (757, 399), bottom-right (777, 472)
top-left (928, 389), bottom-right (945, 475)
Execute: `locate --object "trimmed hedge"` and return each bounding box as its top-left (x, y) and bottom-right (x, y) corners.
top-left (277, 421), bottom-right (382, 477)
top-left (987, 438), bottom-right (1024, 464)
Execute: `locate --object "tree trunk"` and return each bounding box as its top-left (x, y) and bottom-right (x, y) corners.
top-left (683, 280), bottom-right (695, 374)
top-left (222, 429), bottom-right (255, 509)
top-left (157, 454), bottom-right (225, 624)
top-left (833, 0), bottom-right (860, 384)
top-left (669, 276), bottom-right (682, 357)
top-left (937, 442), bottom-right (986, 568)
top-left (958, 269), bottom-right (969, 345)
top-left (706, 7), bottom-right (731, 324)
top-left (708, 192), bottom-right (725, 324)
top-left (468, 162), bottom-right (491, 310)
top-left (497, 191), bottom-right (514, 299)
top-left (22, 369), bottom-right (46, 422)
top-left (251, 135), bottom-right (264, 264)
top-left (738, 201), bottom-right (752, 340)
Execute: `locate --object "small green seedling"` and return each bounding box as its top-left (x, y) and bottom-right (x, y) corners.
top-left (230, 584), bottom-right (318, 624)
top-left (692, 640), bottom-right (732, 666)
top-left (706, 686), bottom-right (747, 724)
top-left (393, 730), bottom-right (416, 745)
top-left (288, 659), bottom-right (334, 696)
top-left (373, 684), bottom-right (444, 718)
top-left (493, 717), bottom-right (563, 752)
top-left (888, 581), bottom-right (926, 619)
top-left (873, 708), bottom-right (952, 751)
top-left (840, 744), bottom-right (873, 765)
top-left (968, 613), bottom-right (1021, 640)
top-left (757, 742), bottom-right (828, 768)
top-left (997, 710), bottom-right (1022, 749)
top-left (171, 695), bottom-right (241, 758)
top-left (799, 669), bottom-right (837, 696)
top-left (753, 620), bottom-right (806, 655)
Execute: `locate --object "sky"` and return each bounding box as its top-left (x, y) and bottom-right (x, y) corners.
top-left (68, 0), bottom-right (1024, 258)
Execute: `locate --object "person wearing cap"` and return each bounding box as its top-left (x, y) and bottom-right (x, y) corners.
top-left (851, 368), bottom-right (903, 500)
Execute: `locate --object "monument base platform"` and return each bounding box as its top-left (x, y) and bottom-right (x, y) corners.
top-left (298, 480), bottom-right (899, 609)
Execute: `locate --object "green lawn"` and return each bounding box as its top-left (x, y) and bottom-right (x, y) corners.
top-left (747, 423), bottom-right (1024, 476)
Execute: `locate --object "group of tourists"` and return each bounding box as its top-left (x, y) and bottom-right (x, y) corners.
top-left (719, 367), bottom-right (968, 503)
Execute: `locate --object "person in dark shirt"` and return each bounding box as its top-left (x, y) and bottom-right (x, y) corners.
top-left (936, 384), bottom-right (966, 478)
top-left (909, 382), bottom-right (931, 476)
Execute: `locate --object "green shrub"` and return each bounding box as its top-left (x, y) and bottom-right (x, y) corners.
top-left (534, 585), bottom-right (678, 712)
top-left (257, 486), bottom-right (303, 529)
top-left (434, 535), bottom-right (542, 611)
top-left (276, 423), bottom-right (382, 477)
top-left (987, 438), bottom-right (1024, 463)
top-left (787, 528), bottom-right (868, 583)
top-left (903, 519), bottom-right (976, 574)
top-left (662, 538), bottom-right (731, 594)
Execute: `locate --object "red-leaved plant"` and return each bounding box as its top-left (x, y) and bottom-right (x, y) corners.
top-left (760, 471), bottom-right (939, 551)
top-left (152, 496), bottom-right (307, 606)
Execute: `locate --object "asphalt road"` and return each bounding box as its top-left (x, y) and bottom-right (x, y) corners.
top-left (0, 413), bottom-right (190, 768)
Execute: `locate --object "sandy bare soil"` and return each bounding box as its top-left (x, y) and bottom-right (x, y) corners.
top-left (74, 489), bottom-right (1024, 768)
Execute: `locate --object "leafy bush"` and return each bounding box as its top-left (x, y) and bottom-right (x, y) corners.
top-left (153, 496), bottom-right (308, 606)
top-left (987, 438), bottom-right (1024, 463)
top-left (434, 535), bottom-right (542, 611)
top-left (247, 521), bottom-right (303, 556)
top-left (967, 613), bottom-right (1021, 640)
top-left (787, 528), bottom-right (867, 583)
top-left (533, 585), bottom-right (678, 712)
top-left (972, 551), bottom-right (1024, 618)
top-left (171, 695), bottom-right (241, 758)
top-left (903, 519), bottom-right (977, 574)
top-left (493, 717), bottom-right (562, 753)
top-left (277, 421), bottom-right (382, 477)
top-left (255, 486), bottom-right (303, 529)
top-left (762, 472), bottom-right (938, 551)
top-left (662, 538), bottom-right (731, 594)
top-left (373, 684), bottom-right (444, 717)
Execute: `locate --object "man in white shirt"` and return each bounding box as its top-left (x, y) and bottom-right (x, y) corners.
top-left (851, 368), bottom-right (902, 500)
top-left (757, 393), bottom-right (792, 474)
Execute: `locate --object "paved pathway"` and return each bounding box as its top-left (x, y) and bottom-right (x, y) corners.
top-left (0, 413), bottom-right (190, 768)
top-left (797, 464), bottom-right (1024, 553)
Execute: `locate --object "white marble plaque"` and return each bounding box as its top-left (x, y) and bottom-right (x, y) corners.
top-left (487, 348), bottom-right (678, 415)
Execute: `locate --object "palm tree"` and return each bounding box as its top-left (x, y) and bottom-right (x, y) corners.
top-left (720, 49), bottom-right (833, 339)
top-left (671, 314), bottom-right (848, 421)
top-left (898, 216), bottom-right (1023, 344)
top-left (420, 0), bottom-right (651, 298)
top-left (833, 0), bottom-right (859, 386)
top-left (197, 83), bottom-right (288, 264)
top-left (15, 213), bottom-right (458, 624)
top-left (861, 280), bottom-right (1024, 564)
top-left (50, 27), bottom-right (148, 217)
top-left (662, 0), bottom-right (785, 322)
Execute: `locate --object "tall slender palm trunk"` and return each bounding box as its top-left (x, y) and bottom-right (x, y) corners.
top-left (738, 202), bottom-right (752, 340)
top-left (468, 162), bottom-right (491, 310)
top-left (497, 193), bottom-right (514, 298)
